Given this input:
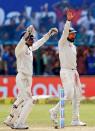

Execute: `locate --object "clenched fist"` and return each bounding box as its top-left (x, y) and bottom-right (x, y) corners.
top-left (26, 25), bottom-right (35, 35)
top-left (48, 28), bottom-right (58, 37)
top-left (24, 25), bottom-right (35, 40)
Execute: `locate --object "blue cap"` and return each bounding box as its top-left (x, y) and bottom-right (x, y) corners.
top-left (20, 31), bottom-right (34, 39)
top-left (69, 27), bottom-right (77, 33)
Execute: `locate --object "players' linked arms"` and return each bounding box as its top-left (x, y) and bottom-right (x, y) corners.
top-left (32, 28), bottom-right (58, 51)
top-left (59, 9), bottom-right (75, 45)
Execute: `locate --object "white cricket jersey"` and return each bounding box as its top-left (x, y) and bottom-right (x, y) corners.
top-left (58, 20), bottom-right (77, 70)
top-left (15, 34), bottom-right (49, 76)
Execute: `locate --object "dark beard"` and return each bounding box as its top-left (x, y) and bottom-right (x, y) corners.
top-left (67, 37), bottom-right (75, 42)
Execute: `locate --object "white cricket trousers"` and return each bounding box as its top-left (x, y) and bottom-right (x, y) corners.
top-left (5, 72), bottom-right (33, 126)
top-left (53, 68), bottom-right (82, 121)
top-left (15, 72), bottom-right (33, 125)
top-left (16, 72), bottom-right (32, 100)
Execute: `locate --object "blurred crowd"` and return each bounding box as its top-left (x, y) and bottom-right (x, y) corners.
top-left (0, 45), bottom-right (95, 76)
top-left (0, 0), bottom-right (95, 75)
top-left (0, 0), bottom-right (95, 45)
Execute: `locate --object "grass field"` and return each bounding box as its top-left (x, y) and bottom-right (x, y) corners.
top-left (0, 102), bottom-right (95, 131)
top-left (0, 102), bottom-right (95, 126)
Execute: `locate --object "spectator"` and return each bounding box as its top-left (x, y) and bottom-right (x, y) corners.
top-left (15, 16), bottom-right (25, 40)
top-left (77, 11), bottom-right (95, 30)
top-left (2, 46), bottom-right (16, 75)
top-left (0, 45), bottom-right (7, 74)
top-left (0, 56), bottom-right (7, 75)
top-left (52, 53), bottom-right (60, 75)
top-left (31, 12), bottom-right (39, 30)
top-left (75, 26), bottom-right (90, 45)
top-left (85, 47), bottom-right (95, 75)
top-left (77, 46), bottom-right (88, 75)
top-left (86, 26), bottom-right (95, 45)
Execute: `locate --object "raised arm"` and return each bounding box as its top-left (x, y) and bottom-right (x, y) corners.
top-left (15, 38), bottom-right (26, 57)
top-left (15, 25), bottom-right (35, 57)
top-left (59, 9), bottom-right (75, 45)
top-left (31, 28), bottom-right (58, 51)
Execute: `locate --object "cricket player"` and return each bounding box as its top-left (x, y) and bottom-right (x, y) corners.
top-left (4, 25), bottom-right (58, 129)
top-left (49, 9), bottom-right (86, 128)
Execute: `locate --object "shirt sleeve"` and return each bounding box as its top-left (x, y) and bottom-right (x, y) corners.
top-left (15, 38), bottom-right (26, 57)
top-left (59, 20), bottom-right (71, 46)
top-left (31, 33), bottom-right (49, 51)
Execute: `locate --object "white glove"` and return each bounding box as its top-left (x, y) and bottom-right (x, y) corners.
top-left (24, 25), bottom-right (35, 40)
top-left (26, 25), bottom-right (35, 35)
top-left (48, 28), bottom-right (58, 36)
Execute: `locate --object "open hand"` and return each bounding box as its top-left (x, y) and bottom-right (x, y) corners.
top-left (67, 9), bottom-right (75, 21)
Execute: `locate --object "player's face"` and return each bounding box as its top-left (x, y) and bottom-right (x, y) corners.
top-left (68, 32), bottom-right (76, 40)
top-left (26, 35), bottom-right (34, 46)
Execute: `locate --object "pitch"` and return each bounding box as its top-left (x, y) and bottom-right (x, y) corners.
top-left (0, 126), bottom-right (95, 131)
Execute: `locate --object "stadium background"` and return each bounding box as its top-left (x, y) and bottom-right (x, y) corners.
top-left (0, 0), bottom-right (95, 130)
